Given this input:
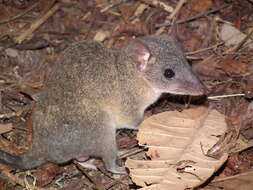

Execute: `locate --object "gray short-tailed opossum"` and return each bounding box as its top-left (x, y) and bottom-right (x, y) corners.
top-left (0, 35), bottom-right (206, 174)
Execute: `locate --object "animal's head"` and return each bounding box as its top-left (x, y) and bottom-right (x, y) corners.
top-left (125, 35), bottom-right (206, 96)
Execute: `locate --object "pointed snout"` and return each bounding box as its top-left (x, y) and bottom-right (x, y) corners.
top-left (181, 79), bottom-right (208, 96)
top-left (186, 71), bottom-right (208, 96)
top-left (193, 80), bottom-right (208, 96)
top-left (193, 84), bottom-right (208, 96)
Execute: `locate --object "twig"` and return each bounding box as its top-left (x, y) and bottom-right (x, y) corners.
top-left (75, 162), bottom-right (107, 190)
top-left (100, 0), bottom-right (125, 13)
top-left (156, 4), bottom-right (230, 28)
top-left (140, 0), bottom-right (174, 13)
top-left (208, 94), bottom-right (245, 100)
top-left (168, 0), bottom-right (187, 20)
top-left (119, 147), bottom-right (146, 159)
top-left (186, 42), bottom-right (224, 55)
top-left (105, 175), bottom-right (129, 189)
top-left (154, 0), bottom-right (186, 35)
top-left (14, 2), bottom-right (60, 44)
top-left (0, 2), bottom-right (39, 25)
top-left (186, 55), bottom-right (205, 60)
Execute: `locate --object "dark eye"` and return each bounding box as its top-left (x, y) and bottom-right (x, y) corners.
top-left (164, 68), bottom-right (175, 79)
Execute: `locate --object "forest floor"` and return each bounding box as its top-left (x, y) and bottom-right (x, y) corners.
top-left (0, 0), bottom-right (252, 189)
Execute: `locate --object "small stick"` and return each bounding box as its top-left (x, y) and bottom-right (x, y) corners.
top-left (186, 55), bottom-right (205, 60)
top-left (168, 0), bottom-right (187, 20)
top-left (156, 4), bottom-right (230, 28)
top-left (14, 3), bottom-right (60, 44)
top-left (140, 0), bottom-right (174, 13)
top-left (155, 0), bottom-right (187, 35)
top-left (208, 94), bottom-right (245, 100)
top-left (119, 147), bottom-right (146, 159)
top-left (75, 162), bottom-right (106, 190)
top-left (0, 2), bottom-right (39, 25)
top-left (186, 42), bottom-right (224, 55)
top-left (100, 0), bottom-right (125, 13)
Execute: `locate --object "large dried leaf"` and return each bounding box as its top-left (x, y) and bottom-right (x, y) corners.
top-left (126, 107), bottom-right (228, 190)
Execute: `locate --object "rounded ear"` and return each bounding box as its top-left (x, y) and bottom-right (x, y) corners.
top-left (125, 39), bottom-right (151, 72)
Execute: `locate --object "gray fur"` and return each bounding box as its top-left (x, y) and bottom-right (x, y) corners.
top-left (0, 36), bottom-right (205, 174)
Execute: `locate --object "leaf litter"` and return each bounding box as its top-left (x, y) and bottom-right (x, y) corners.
top-left (0, 0), bottom-right (252, 189)
top-left (126, 107), bottom-right (228, 189)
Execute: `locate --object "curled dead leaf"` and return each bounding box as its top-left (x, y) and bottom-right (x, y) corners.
top-left (118, 22), bottom-right (152, 36)
top-left (190, 0), bottom-right (213, 13)
top-left (126, 107), bottom-right (228, 190)
top-left (34, 163), bottom-right (60, 187)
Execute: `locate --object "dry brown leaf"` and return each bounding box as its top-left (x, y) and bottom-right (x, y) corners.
top-left (226, 151), bottom-right (253, 174)
top-left (119, 2), bottom-right (139, 21)
top-left (202, 170), bottom-right (253, 190)
top-left (34, 163), bottom-right (60, 187)
top-left (126, 107), bottom-right (228, 190)
top-left (216, 56), bottom-right (249, 75)
top-left (0, 123), bottom-right (13, 134)
top-left (192, 56), bottom-right (226, 80)
top-left (94, 0), bottom-right (108, 7)
top-left (190, 0), bottom-right (212, 13)
top-left (118, 22), bottom-right (151, 36)
top-left (184, 35), bottom-right (202, 52)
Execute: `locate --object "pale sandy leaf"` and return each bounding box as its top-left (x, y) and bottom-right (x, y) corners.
top-left (93, 30), bottom-right (110, 42)
top-left (126, 107), bottom-right (228, 189)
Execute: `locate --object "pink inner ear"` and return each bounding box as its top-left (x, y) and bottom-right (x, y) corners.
top-left (129, 39), bottom-right (151, 71)
top-left (142, 51), bottom-right (150, 63)
top-left (138, 51), bottom-right (150, 71)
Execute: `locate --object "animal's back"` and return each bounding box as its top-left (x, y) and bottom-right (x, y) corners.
top-left (47, 41), bottom-right (121, 102)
